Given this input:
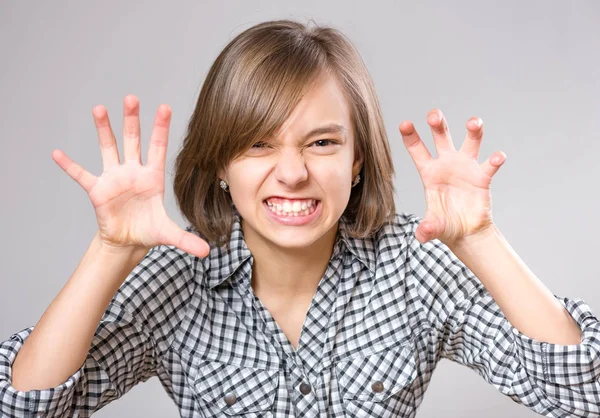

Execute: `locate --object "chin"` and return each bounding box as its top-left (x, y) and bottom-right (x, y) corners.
top-left (266, 231), bottom-right (323, 250)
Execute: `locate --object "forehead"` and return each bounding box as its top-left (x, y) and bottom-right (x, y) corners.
top-left (272, 73), bottom-right (352, 140)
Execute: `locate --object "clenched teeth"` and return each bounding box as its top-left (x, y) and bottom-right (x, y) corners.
top-left (266, 198), bottom-right (318, 217)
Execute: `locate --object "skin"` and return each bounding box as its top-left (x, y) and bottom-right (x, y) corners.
top-left (221, 77), bottom-right (580, 349)
top-left (399, 111), bottom-right (580, 344)
top-left (219, 73), bottom-right (363, 347)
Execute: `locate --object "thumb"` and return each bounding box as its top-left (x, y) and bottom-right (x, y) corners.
top-left (416, 216), bottom-right (441, 244)
top-left (160, 220), bottom-right (211, 258)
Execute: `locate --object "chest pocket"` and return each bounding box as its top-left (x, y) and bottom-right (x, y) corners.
top-left (335, 341), bottom-right (418, 417)
top-left (195, 360), bottom-right (279, 417)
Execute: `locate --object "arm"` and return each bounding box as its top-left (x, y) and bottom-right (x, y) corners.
top-left (11, 232), bottom-right (149, 391)
top-left (0, 235), bottom-right (197, 417)
top-left (407, 215), bottom-right (600, 417)
top-left (448, 223), bottom-right (581, 345)
top-left (0, 96), bottom-right (208, 417)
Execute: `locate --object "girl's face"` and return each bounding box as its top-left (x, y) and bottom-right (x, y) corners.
top-left (220, 74), bottom-right (362, 251)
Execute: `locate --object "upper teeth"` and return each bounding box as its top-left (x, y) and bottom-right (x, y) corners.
top-left (266, 198), bottom-right (316, 213)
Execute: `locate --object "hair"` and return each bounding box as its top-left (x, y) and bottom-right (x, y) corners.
top-left (173, 19), bottom-right (396, 247)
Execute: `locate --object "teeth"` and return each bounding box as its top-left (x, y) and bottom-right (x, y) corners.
top-left (265, 198), bottom-right (318, 217)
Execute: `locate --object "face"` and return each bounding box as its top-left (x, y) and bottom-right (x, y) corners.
top-left (220, 73), bottom-right (363, 251)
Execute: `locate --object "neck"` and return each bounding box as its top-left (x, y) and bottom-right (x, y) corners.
top-left (242, 221), bottom-right (338, 299)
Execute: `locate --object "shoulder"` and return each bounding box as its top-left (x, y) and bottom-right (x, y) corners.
top-left (370, 212), bottom-right (422, 262)
top-left (392, 213), bottom-right (482, 322)
top-left (374, 212), bottom-right (480, 300)
top-left (111, 226), bottom-right (202, 326)
top-left (375, 212), bottom-right (422, 243)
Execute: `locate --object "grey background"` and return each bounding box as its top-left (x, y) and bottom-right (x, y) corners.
top-left (1, 1), bottom-right (599, 417)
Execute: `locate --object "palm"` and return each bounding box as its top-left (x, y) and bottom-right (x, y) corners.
top-left (88, 164), bottom-right (168, 248)
top-left (51, 95), bottom-right (210, 258)
top-left (400, 110), bottom-right (506, 247)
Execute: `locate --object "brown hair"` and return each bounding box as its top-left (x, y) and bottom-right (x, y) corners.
top-left (173, 19), bottom-right (396, 247)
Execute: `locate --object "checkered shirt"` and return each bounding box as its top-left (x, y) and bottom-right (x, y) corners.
top-left (1, 212), bottom-right (599, 417)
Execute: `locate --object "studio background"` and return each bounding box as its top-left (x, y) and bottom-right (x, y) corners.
top-left (1, 1), bottom-right (598, 417)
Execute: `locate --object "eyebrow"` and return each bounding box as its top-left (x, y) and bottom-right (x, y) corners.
top-left (302, 123), bottom-right (348, 141)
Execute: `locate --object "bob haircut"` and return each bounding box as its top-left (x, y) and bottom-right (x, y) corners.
top-left (173, 19), bottom-right (396, 247)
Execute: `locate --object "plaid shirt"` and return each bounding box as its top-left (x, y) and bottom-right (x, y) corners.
top-left (1, 212), bottom-right (599, 417)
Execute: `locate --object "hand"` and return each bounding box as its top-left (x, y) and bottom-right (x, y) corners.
top-left (399, 109), bottom-right (506, 248)
top-left (51, 95), bottom-right (210, 258)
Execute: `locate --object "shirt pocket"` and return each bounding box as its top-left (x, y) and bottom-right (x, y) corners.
top-left (335, 341), bottom-right (417, 417)
top-left (195, 360), bottom-right (279, 417)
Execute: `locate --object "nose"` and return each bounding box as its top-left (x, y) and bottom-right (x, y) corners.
top-left (273, 149), bottom-right (308, 188)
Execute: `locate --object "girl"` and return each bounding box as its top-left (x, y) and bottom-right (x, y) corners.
top-left (1, 19), bottom-right (599, 417)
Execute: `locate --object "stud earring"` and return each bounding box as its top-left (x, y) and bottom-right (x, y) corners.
top-left (351, 174), bottom-right (361, 188)
top-left (219, 180), bottom-right (229, 192)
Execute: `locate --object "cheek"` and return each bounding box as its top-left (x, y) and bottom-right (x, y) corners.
top-left (227, 161), bottom-right (270, 207)
top-left (315, 166), bottom-right (352, 198)
top-left (229, 162), bottom-right (268, 187)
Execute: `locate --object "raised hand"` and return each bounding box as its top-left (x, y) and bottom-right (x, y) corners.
top-left (399, 109), bottom-right (507, 248)
top-left (51, 95), bottom-right (210, 258)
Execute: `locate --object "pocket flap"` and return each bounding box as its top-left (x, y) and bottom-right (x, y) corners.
top-left (335, 342), bottom-right (417, 402)
top-left (196, 361), bottom-right (279, 415)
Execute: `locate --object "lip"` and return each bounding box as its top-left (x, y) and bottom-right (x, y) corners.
top-left (264, 196), bottom-right (318, 201)
top-left (262, 199), bottom-right (321, 226)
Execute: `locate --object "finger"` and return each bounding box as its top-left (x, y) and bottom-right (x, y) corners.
top-left (480, 151), bottom-right (507, 178)
top-left (146, 104), bottom-right (172, 171)
top-left (123, 95), bottom-right (142, 164)
top-left (399, 120), bottom-right (433, 173)
top-left (427, 109), bottom-right (456, 155)
top-left (460, 117), bottom-right (483, 160)
top-left (159, 220), bottom-right (211, 258)
top-left (416, 217), bottom-right (442, 244)
top-left (51, 149), bottom-right (98, 193)
top-left (92, 105), bottom-right (120, 169)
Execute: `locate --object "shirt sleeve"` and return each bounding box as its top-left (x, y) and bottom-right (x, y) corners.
top-left (406, 216), bottom-right (600, 417)
top-left (0, 242), bottom-right (197, 418)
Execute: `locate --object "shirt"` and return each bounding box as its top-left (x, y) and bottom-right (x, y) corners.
top-left (1, 211), bottom-right (599, 417)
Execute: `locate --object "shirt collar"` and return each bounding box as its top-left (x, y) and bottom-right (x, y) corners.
top-left (203, 210), bottom-right (376, 289)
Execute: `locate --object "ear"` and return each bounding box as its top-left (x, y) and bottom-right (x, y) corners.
top-left (217, 168), bottom-right (227, 182)
top-left (352, 149), bottom-right (364, 178)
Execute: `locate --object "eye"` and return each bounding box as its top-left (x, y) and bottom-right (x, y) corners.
top-left (251, 141), bottom-right (269, 148)
top-left (311, 139), bottom-right (336, 147)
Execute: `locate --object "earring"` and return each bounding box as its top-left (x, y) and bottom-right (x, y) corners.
top-left (219, 179), bottom-right (229, 192)
top-left (351, 174), bottom-right (361, 188)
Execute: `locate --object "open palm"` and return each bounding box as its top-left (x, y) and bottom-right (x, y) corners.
top-left (400, 109), bottom-right (506, 247)
top-left (51, 95), bottom-right (210, 258)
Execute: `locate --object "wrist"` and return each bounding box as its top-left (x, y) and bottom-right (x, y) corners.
top-left (93, 231), bottom-right (151, 260)
top-left (448, 223), bottom-right (502, 255)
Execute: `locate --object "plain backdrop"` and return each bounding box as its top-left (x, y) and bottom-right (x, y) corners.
top-left (1, 1), bottom-right (599, 417)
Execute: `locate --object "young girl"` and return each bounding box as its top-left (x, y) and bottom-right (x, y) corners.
top-left (1, 19), bottom-right (599, 418)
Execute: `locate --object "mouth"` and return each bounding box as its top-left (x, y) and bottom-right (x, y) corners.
top-left (264, 197), bottom-right (319, 217)
top-left (262, 197), bottom-right (321, 225)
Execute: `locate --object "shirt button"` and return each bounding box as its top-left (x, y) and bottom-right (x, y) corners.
top-left (371, 381), bottom-right (384, 393)
top-left (299, 382), bottom-right (312, 395)
top-left (224, 392), bottom-right (237, 406)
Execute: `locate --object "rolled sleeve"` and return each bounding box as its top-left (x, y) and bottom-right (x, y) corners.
top-left (0, 327), bottom-right (85, 417)
top-left (407, 214), bottom-right (600, 417)
top-left (512, 297), bottom-right (600, 386)
top-left (0, 243), bottom-right (195, 417)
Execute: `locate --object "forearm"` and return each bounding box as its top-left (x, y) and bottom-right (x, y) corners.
top-left (12, 232), bottom-right (149, 391)
top-left (449, 224), bottom-right (581, 345)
